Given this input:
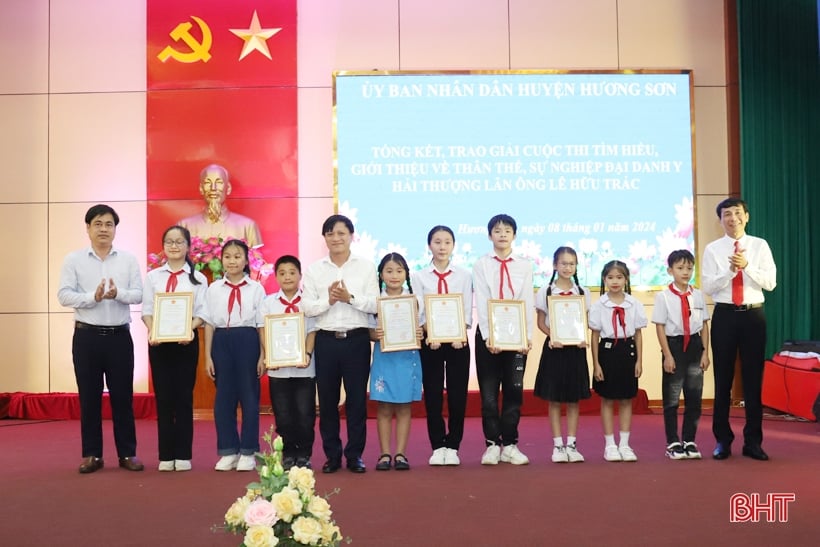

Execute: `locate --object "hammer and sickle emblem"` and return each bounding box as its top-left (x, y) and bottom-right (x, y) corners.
top-left (157, 16), bottom-right (213, 63)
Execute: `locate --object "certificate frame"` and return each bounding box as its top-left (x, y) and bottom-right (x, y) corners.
top-left (547, 295), bottom-right (588, 346)
top-left (487, 299), bottom-right (527, 352)
top-left (378, 295), bottom-right (421, 352)
top-left (151, 292), bottom-right (194, 343)
top-left (264, 313), bottom-right (307, 369)
top-left (424, 293), bottom-right (467, 344)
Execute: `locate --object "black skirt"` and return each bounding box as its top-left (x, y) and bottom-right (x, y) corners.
top-left (592, 337), bottom-right (639, 399)
top-left (533, 339), bottom-right (591, 403)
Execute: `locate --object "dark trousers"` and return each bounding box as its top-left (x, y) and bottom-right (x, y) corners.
top-left (475, 328), bottom-right (526, 446)
top-left (710, 306), bottom-right (767, 447)
top-left (661, 334), bottom-right (704, 444)
top-left (420, 342), bottom-right (470, 450)
top-left (212, 327), bottom-right (260, 456)
top-left (149, 331), bottom-right (198, 461)
top-left (315, 329), bottom-right (371, 463)
top-left (269, 377), bottom-right (316, 460)
top-left (72, 327), bottom-right (136, 458)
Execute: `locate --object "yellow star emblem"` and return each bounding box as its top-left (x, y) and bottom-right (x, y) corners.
top-left (229, 10), bottom-right (281, 61)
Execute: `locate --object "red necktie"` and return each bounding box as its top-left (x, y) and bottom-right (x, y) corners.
top-left (279, 295), bottom-right (301, 313)
top-left (434, 270), bottom-right (452, 294)
top-left (225, 280), bottom-right (248, 326)
top-left (732, 240), bottom-right (744, 306)
top-left (668, 283), bottom-right (691, 351)
top-left (165, 270), bottom-right (184, 293)
top-left (493, 256), bottom-right (514, 299)
top-left (559, 290), bottom-right (573, 296)
top-left (611, 307), bottom-right (626, 345)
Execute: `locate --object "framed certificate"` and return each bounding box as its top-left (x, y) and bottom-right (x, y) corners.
top-left (424, 293), bottom-right (467, 344)
top-left (487, 299), bottom-right (527, 352)
top-left (151, 292), bottom-right (194, 343)
top-left (547, 295), bottom-right (588, 345)
top-left (264, 313), bottom-right (307, 369)
top-left (378, 295), bottom-right (421, 352)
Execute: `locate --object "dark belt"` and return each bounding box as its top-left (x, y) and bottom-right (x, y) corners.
top-left (75, 321), bottom-right (129, 335)
top-left (714, 303), bottom-right (763, 312)
top-left (667, 333), bottom-right (701, 340)
top-left (317, 328), bottom-right (368, 339)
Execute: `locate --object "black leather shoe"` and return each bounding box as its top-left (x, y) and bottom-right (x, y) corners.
top-left (79, 456), bottom-right (104, 474)
top-left (118, 457), bottom-right (145, 471)
top-left (712, 443), bottom-right (731, 460)
top-left (322, 460), bottom-right (341, 474)
top-left (742, 445), bottom-right (769, 461)
top-left (294, 457), bottom-right (311, 469)
top-left (346, 457), bottom-right (366, 473)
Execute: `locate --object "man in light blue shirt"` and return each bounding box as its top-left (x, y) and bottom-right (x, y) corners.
top-left (57, 204), bottom-right (144, 473)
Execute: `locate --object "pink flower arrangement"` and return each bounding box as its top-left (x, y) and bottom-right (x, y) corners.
top-left (148, 236), bottom-right (273, 282)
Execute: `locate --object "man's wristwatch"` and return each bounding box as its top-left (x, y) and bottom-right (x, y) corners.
top-left (349, 294), bottom-right (355, 304)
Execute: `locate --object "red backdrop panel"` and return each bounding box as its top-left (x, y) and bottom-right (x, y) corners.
top-left (147, 0), bottom-right (297, 89)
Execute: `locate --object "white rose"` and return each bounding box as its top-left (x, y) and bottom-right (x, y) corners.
top-left (306, 495), bottom-right (332, 522)
top-left (225, 496), bottom-right (252, 527)
top-left (288, 467), bottom-right (316, 496)
top-left (270, 487), bottom-right (303, 523)
top-left (321, 521), bottom-right (342, 544)
top-left (291, 516), bottom-right (324, 545)
top-left (243, 524), bottom-right (278, 547)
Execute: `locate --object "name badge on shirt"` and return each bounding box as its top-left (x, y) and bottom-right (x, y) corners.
top-left (604, 341), bottom-right (612, 349)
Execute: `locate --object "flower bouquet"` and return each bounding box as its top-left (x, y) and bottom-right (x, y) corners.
top-left (220, 427), bottom-right (345, 546)
top-left (148, 236), bottom-right (273, 282)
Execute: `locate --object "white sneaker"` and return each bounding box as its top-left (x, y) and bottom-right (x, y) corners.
top-left (551, 446), bottom-right (569, 463)
top-left (480, 444), bottom-right (501, 465)
top-left (619, 446), bottom-right (638, 462)
top-left (214, 454), bottom-right (239, 471)
top-left (158, 460), bottom-right (175, 472)
top-left (665, 442), bottom-right (687, 460)
top-left (428, 447), bottom-right (447, 466)
top-left (444, 448), bottom-right (461, 466)
top-left (683, 442), bottom-right (702, 460)
top-left (500, 444), bottom-right (529, 465)
top-left (566, 443), bottom-right (585, 463)
top-left (174, 459), bottom-right (192, 471)
top-left (604, 445), bottom-right (623, 462)
top-left (236, 454), bottom-right (256, 471)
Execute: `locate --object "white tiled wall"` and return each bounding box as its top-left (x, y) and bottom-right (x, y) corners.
top-left (0, 0), bottom-right (729, 400)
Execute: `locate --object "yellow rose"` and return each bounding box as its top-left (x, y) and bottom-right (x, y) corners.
top-left (243, 524), bottom-right (278, 547)
top-left (291, 516), bottom-right (324, 545)
top-left (321, 521), bottom-right (342, 544)
top-left (288, 467), bottom-right (316, 496)
top-left (225, 496), bottom-right (251, 527)
top-left (306, 495), bottom-right (332, 522)
top-left (270, 487), bottom-right (303, 523)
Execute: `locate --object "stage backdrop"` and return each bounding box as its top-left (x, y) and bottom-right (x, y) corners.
top-left (146, 0), bottom-right (298, 293)
top-left (334, 71), bottom-right (695, 288)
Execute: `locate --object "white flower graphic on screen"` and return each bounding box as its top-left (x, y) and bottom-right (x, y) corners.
top-left (578, 238), bottom-right (598, 255)
top-left (628, 240), bottom-right (656, 262)
top-left (674, 197), bottom-right (694, 238)
top-left (337, 201), bottom-right (359, 225)
top-left (656, 229), bottom-right (691, 263)
top-left (513, 239), bottom-right (542, 261)
top-left (379, 242), bottom-right (409, 258)
top-left (351, 231), bottom-right (377, 262)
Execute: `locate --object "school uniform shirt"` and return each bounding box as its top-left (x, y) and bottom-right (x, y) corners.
top-left (258, 289), bottom-right (317, 379)
top-left (651, 285), bottom-right (709, 337)
top-left (473, 252), bottom-right (535, 342)
top-left (201, 275), bottom-right (266, 329)
top-left (57, 246), bottom-right (143, 325)
top-left (410, 263), bottom-right (473, 328)
top-left (141, 263), bottom-right (208, 320)
top-left (701, 234), bottom-right (776, 304)
top-left (301, 254), bottom-right (379, 331)
top-left (588, 293), bottom-right (648, 338)
top-left (535, 283), bottom-right (592, 326)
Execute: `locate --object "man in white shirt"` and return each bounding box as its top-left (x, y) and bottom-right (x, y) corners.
top-left (301, 215), bottom-right (379, 473)
top-left (57, 204), bottom-right (145, 474)
top-left (702, 198), bottom-right (777, 461)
